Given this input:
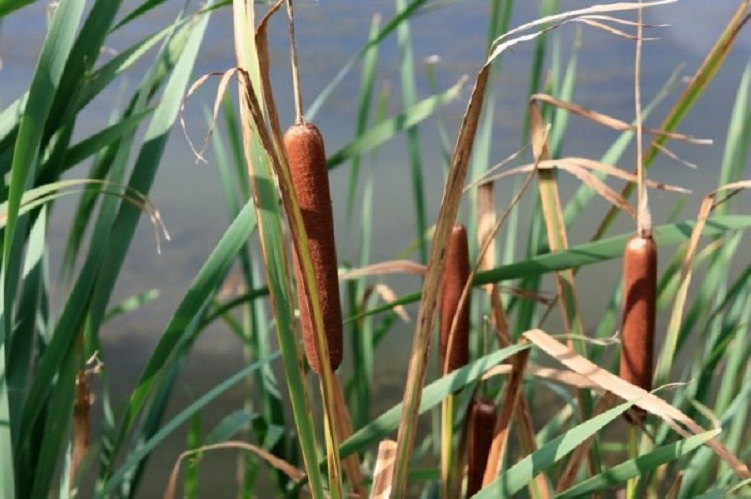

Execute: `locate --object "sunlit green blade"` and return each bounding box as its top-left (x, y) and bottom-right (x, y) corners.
top-left (475, 401), bottom-right (634, 498)
top-left (557, 431), bottom-right (717, 499)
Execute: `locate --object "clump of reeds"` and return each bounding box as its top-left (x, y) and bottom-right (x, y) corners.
top-left (440, 224), bottom-right (471, 374)
top-left (619, 232), bottom-right (657, 423)
top-left (285, 122), bottom-right (343, 374)
top-left (466, 397), bottom-right (497, 498)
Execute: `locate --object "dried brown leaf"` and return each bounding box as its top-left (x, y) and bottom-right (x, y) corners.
top-left (165, 441), bottom-right (306, 499)
top-left (372, 283), bottom-right (411, 323)
top-left (531, 94), bottom-right (711, 145)
top-left (339, 260), bottom-right (427, 280)
top-left (524, 328), bottom-right (751, 479)
top-left (371, 440), bottom-right (397, 499)
top-left (482, 347), bottom-right (530, 486)
top-left (482, 362), bottom-right (600, 391)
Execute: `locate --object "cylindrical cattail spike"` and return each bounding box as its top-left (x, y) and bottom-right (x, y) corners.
top-left (440, 224), bottom-right (471, 375)
top-left (619, 233), bottom-right (657, 423)
top-left (466, 398), bottom-right (497, 498)
top-left (285, 122), bottom-right (342, 374)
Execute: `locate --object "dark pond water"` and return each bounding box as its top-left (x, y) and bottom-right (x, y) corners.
top-left (2, 0), bottom-right (750, 495)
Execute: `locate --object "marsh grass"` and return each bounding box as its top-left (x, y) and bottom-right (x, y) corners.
top-left (2, 0), bottom-right (751, 497)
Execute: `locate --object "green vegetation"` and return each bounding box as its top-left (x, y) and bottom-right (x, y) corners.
top-left (1, 0), bottom-right (751, 497)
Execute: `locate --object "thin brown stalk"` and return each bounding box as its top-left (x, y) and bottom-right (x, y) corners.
top-left (332, 376), bottom-right (366, 497)
top-left (476, 180), bottom-right (550, 499)
top-left (634, 0), bottom-right (648, 236)
top-left (481, 346), bottom-right (530, 487)
top-left (556, 394), bottom-right (619, 491)
top-left (285, 0), bottom-right (304, 123)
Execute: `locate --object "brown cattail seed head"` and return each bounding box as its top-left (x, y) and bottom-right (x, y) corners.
top-left (466, 398), bottom-right (497, 498)
top-left (285, 122), bottom-right (343, 374)
top-left (440, 224), bottom-right (471, 374)
top-left (619, 233), bottom-right (657, 423)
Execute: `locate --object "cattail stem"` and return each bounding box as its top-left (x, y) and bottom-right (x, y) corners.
top-left (285, 0), bottom-right (304, 123)
top-left (440, 224), bottom-right (471, 497)
top-left (285, 122), bottom-right (343, 374)
top-left (466, 398), bottom-right (497, 498)
top-left (619, 233), bottom-right (657, 424)
top-left (626, 424), bottom-right (639, 497)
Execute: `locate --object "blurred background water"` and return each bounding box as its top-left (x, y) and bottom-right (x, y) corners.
top-left (1, 0), bottom-right (750, 495)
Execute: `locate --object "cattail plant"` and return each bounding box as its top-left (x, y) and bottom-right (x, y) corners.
top-left (285, 122), bottom-right (343, 374)
top-left (619, 0), bottom-right (656, 426)
top-left (438, 224), bottom-right (472, 496)
top-left (619, 232), bottom-right (657, 423)
top-left (440, 224), bottom-right (471, 374)
top-left (466, 398), bottom-right (497, 498)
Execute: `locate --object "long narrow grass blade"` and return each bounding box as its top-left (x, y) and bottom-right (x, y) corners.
top-left (395, 0), bottom-right (427, 264)
top-left (476, 401), bottom-right (636, 498)
top-left (2, 0), bottom-right (86, 275)
top-left (529, 98), bottom-right (598, 478)
top-left (327, 78), bottom-right (466, 170)
top-left (103, 352), bottom-right (281, 493)
top-left (232, 2), bottom-right (326, 495)
top-left (557, 431), bottom-right (718, 498)
top-left (656, 182), bottom-right (751, 387)
top-left (523, 329), bottom-right (751, 479)
top-left (287, 344), bottom-right (529, 495)
top-left (306, 0), bottom-right (432, 120)
top-left (482, 346), bottom-right (530, 486)
top-left (346, 13), bottom-right (381, 221)
top-left (351, 215), bottom-right (751, 321)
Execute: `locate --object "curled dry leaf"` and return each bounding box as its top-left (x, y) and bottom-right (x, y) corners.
top-left (531, 93), bottom-right (711, 145)
top-left (372, 283), bottom-right (411, 323)
top-left (477, 156), bottom-right (690, 194)
top-left (473, 156), bottom-right (688, 220)
top-left (487, 1), bottom-right (677, 63)
top-left (164, 441), bottom-right (306, 499)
